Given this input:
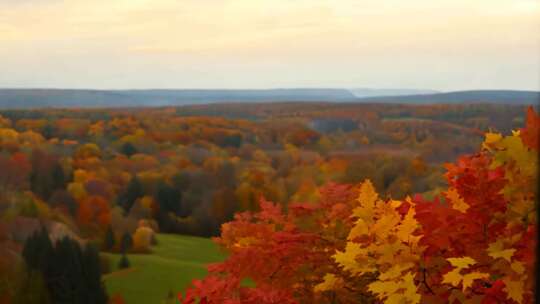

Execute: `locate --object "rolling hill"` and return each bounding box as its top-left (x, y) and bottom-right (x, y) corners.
top-left (354, 90), bottom-right (540, 104)
top-left (0, 88), bottom-right (537, 108)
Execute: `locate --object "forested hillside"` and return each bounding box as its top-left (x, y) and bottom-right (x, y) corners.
top-left (0, 103), bottom-right (535, 303)
top-left (0, 89), bottom-right (537, 108)
top-left (179, 107), bottom-right (538, 303)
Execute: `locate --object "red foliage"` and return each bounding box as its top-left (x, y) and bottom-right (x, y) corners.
top-left (520, 106), bottom-right (539, 150)
top-left (180, 108), bottom-right (538, 303)
top-left (77, 195), bottom-right (111, 228)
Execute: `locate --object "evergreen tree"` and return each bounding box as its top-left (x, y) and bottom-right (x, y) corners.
top-left (82, 245), bottom-right (109, 304)
top-left (118, 254), bottom-right (130, 270)
top-left (104, 225), bottom-right (115, 251)
top-left (118, 176), bottom-right (143, 214)
top-left (120, 142), bottom-right (137, 157)
top-left (22, 227), bottom-right (53, 272)
top-left (41, 123), bottom-right (55, 140)
top-left (21, 230), bottom-right (109, 304)
top-left (155, 181), bottom-right (182, 231)
top-left (51, 163), bottom-right (66, 192)
top-left (47, 236), bottom-right (84, 303)
top-left (120, 232), bottom-right (133, 253)
top-left (155, 182), bottom-right (181, 215)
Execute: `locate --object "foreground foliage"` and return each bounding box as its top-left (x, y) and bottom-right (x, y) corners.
top-left (180, 107), bottom-right (538, 303)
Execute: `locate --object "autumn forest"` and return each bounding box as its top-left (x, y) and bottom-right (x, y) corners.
top-left (0, 101), bottom-right (537, 303)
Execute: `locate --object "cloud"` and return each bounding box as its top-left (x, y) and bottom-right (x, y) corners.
top-left (0, 0), bottom-right (538, 90)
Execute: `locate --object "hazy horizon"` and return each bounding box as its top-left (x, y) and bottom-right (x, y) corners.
top-left (1, 0), bottom-right (539, 91)
top-left (0, 87), bottom-right (539, 93)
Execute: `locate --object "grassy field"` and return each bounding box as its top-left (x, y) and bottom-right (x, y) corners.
top-left (102, 234), bottom-right (226, 304)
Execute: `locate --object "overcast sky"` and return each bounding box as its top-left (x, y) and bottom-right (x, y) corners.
top-left (0, 0), bottom-right (539, 91)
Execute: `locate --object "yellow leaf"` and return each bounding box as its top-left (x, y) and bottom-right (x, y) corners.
top-left (352, 205), bottom-right (374, 223)
top-left (384, 293), bottom-right (406, 304)
top-left (368, 272), bottom-right (420, 304)
top-left (375, 241), bottom-right (403, 265)
top-left (447, 257), bottom-right (476, 269)
top-left (461, 272), bottom-right (489, 291)
top-left (379, 263), bottom-right (414, 281)
top-left (510, 261), bottom-right (525, 274)
top-left (357, 179), bottom-right (378, 209)
top-left (334, 243), bottom-right (373, 275)
top-left (496, 135), bottom-right (536, 176)
top-left (402, 272), bottom-right (421, 304)
top-left (443, 257), bottom-right (488, 291)
top-left (368, 280), bottom-right (400, 298)
top-left (503, 278), bottom-right (524, 304)
top-left (445, 188), bottom-right (470, 213)
top-left (442, 269), bottom-right (463, 286)
top-left (396, 208), bottom-right (418, 242)
top-left (487, 240), bottom-right (516, 262)
top-left (484, 132), bottom-right (502, 145)
top-left (348, 218), bottom-right (369, 240)
top-left (389, 199), bottom-right (402, 209)
top-left (314, 273), bottom-right (339, 292)
top-left (372, 209), bottom-right (400, 238)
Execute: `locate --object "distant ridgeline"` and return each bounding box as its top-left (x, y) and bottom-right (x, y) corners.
top-left (0, 89), bottom-right (538, 108)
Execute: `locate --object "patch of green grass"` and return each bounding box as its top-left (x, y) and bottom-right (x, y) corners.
top-left (103, 234), bottom-right (226, 304)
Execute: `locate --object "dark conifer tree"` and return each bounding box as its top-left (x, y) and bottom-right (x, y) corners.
top-left (120, 232), bottom-right (133, 253)
top-left (22, 227), bottom-right (53, 272)
top-left (120, 142), bottom-right (137, 157)
top-left (104, 225), bottom-right (115, 251)
top-left (51, 163), bottom-right (66, 192)
top-left (155, 181), bottom-right (182, 231)
top-left (21, 229), bottom-right (109, 304)
top-left (82, 245), bottom-right (109, 304)
top-left (118, 176), bottom-right (143, 214)
top-left (118, 254), bottom-right (130, 270)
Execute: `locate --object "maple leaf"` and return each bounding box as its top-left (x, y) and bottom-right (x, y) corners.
top-left (368, 280), bottom-right (401, 299)
top-left (314, 274), bottom-right (340, 293)
top-left (369, 272), bottom-right (420, 304)
top-left (396, 207), bottom-right (418, 243)
top-left (447, 257), bottom-right (476, 269)
top-left (487, 240), bottom-right (516, 262)
top-left (510, 261), bottom-right (525, 274)
top-left (401, 272), bottom-right (421, 304)
top-left (490, 134), bottom-right (536, 176)
top-left (371, 209), bottom-right (400, 238)
top-left (445, 188), bottom-right (469, 213)
top-left (461, 272), bottom-right (489, 291)
top-left (503, 278), bottom-right (524, 304)
top-left (379, 263), bottom-right (414, 281)
top-left (357, 179), bottom-right (378, 210)
top-left (442, 269), bottom-right (462, 286)
top-left (347, 218), bottom-right (369, 240)
top-left (334, 243), bottom-right (373, 275)
top-left (483, 132), bottom-right (503, 150)
top-left (443, 257), bottom-right (489, 291)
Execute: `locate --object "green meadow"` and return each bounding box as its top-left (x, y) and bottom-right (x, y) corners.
top-left (103, 234), bottom-right (226, 304)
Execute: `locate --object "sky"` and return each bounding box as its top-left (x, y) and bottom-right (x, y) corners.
top-left (0, 0), bottom-right (539, 91)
